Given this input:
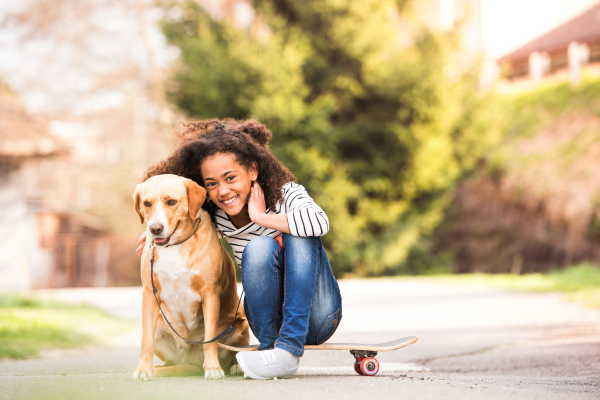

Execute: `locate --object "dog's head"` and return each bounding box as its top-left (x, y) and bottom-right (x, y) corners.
top-left (133, 174), bottom-right (206, 246)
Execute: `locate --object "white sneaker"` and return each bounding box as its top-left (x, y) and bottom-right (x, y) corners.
top-left (236, 349), bottom-right (300, 380)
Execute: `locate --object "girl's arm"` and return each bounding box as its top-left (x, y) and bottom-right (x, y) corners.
top-left (136, 232), bottom-right (147, 256)
top-left (248, 182), bottom-right (329, 236)
top-left (282, 182), bottom-right (329, 236)
top-left (247, 182), bottom-right (291, 234)
top-left (252, 213), bottom-right (291, 234)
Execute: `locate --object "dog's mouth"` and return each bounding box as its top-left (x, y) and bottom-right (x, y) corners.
top-left (153, 236), bottom-right (170, 246)
top-left (153, 221), bottom-right (180, 247)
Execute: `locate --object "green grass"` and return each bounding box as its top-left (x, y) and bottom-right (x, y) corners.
top-left (0, 295), bottom-right (133, 359)
top-left (428, 263), bottom-right (600, 308)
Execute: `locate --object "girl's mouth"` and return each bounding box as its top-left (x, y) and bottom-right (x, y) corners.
top-left (220, 195), bottom-right (238, 207)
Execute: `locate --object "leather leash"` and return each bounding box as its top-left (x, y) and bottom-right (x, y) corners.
top-left (149, 217), bottom-right (244, 345)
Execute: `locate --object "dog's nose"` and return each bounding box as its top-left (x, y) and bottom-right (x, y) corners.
top-left (149, 223), bottom-right (164, 236)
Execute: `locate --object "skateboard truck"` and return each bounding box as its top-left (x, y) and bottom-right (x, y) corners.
top-left (350, 350), bottom-right (378, 358)
top-left (350, 350), bottom-right (379, 376)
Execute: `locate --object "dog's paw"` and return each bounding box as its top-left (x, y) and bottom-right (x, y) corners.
top-left (132, 366), bottom-right (154, 381)
top-left (230, 363), bottom-right (244, 376)
top-left (204, 367), bottom-right (225, 380)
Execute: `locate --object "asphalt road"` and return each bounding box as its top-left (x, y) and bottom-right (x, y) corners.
top-left (1, 279), bottom-right (599, 400)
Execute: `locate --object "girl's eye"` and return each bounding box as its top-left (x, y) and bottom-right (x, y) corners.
top-left (206, 182), bottom-right (215, 188)
top-left (226, 175), bottom-right (235, 181)
top-left (143, 201), bottom-right (151, 207)
top-left (167, 199), bottom-right (177, 206)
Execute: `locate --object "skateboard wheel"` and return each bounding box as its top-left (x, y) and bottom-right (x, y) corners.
top-left (360, 357), bottom-right (379, 376)
top-left (354, 357), bottom-right (365, 375)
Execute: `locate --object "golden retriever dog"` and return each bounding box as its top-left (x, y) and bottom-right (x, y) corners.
top-left (132, 174), bottom-right (249, 380)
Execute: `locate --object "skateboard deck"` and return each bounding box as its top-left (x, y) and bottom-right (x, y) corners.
top-left (218, 335), bottom-right (418, 376)
top-left (218, 335), bottom-right (418, 352)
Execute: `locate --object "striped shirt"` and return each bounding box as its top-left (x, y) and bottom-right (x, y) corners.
top-left (214, 182), bottom-right (329, 266)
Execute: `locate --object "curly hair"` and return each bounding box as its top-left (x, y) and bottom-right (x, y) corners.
top-left (143, 119), bottom-right (296, 218)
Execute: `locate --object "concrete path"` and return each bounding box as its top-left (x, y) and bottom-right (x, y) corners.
top-left (1, 279), bottom-right (599, 400)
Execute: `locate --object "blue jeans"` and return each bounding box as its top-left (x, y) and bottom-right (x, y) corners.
top-left (241, 234), bottom-right (342, 357)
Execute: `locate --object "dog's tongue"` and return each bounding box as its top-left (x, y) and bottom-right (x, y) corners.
top-left (154, 237), bottom-right (170, 246)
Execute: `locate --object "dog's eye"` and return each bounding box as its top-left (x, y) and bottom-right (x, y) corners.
top-left (167, 199), bottom-right (177, 206)
top-left (143, 201), bottom-right (151, 207)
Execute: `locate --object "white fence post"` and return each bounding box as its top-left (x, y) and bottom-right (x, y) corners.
top-left (568, 42), bottom-right (590, 87)
top-left (529, 52), bottom-right (551, 84)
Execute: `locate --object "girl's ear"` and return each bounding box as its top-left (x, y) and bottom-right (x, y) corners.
top-left (250, 161), bottom-right (258, 181)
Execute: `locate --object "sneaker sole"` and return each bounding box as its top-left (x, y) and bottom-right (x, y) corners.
top-left (235, 353), bottom-right (297, 380)
top-left (236, 353), bottom-right (270, 380)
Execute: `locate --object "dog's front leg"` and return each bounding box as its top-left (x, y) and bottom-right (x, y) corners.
top-left (133, 287), bottom-right (159, 381)
top-left (202, 292), bottom-right (224, 379)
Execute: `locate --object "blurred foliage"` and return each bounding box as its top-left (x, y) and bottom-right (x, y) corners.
top-left (161, 0), bottom-right (503, 276)
top-left (0, 295), bottom-right (132, 359)
top-left (489, 74), bottom-right (600, 171)
top-left (427, 263), bottom-right (600, 308)
top-left (432, 75), bottom-right (600, 274)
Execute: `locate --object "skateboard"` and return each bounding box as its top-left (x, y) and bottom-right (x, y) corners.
top-left (218, 335), bottom-right (418, 376)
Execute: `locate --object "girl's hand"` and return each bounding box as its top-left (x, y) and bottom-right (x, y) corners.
top-left (136, 232), bottom-right (146, 256)
top-left (248, 181), bottom-right (267, 226)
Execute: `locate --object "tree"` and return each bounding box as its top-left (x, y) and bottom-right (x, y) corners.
top-left (162, 0), bottom-right (501, 276)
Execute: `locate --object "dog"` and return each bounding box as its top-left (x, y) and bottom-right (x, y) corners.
top-left (132, 174), bottom-right (249, 380)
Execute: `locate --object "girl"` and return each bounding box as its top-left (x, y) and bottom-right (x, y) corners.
top-left (136, 119), bottom-right (342, 379)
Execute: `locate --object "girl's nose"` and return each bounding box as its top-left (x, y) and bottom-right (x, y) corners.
top-left (217, 186), bottom-right (230, 199)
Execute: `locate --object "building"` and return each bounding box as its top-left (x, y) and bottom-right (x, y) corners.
top-left (498, 2), bottom-right (600, 86)
top-left (0, 85), bottom-right (110, 290)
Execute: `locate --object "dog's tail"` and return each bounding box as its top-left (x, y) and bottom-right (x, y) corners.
top-left (152, 364), bottom-right (202, 377)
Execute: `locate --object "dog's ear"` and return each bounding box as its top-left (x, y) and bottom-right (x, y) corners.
top-left (183, 179), bottom-right (206, 220)
top-left (133, 184), bottom-right (145, 224)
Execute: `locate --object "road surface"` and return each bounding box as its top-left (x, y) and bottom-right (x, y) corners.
top-left (1, 278), bottom-right (598, 400)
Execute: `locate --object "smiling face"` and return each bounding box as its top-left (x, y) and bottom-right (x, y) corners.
top-left (200, 152), bottom-right (257, 219)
